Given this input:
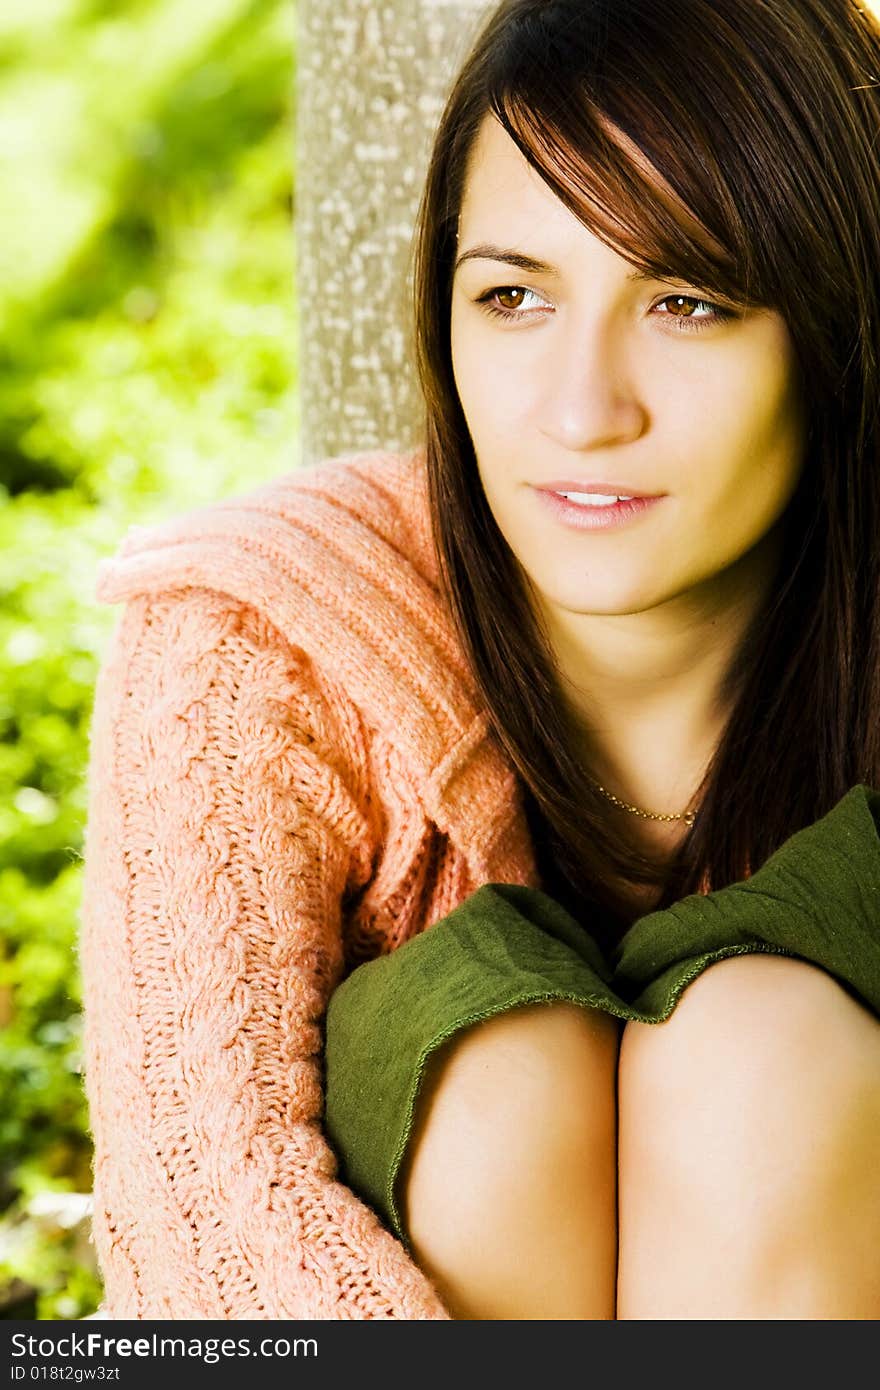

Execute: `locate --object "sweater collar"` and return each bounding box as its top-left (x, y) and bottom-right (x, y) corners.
top-left (94, 446), bottom-right (537, 887)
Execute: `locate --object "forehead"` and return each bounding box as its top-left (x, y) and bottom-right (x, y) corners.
top-left (458, 116), bottom-right (563, 230)
top-left (458, 112), bottom-right (725, 264)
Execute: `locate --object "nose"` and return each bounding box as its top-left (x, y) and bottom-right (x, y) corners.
top-left (539, 318), bottom-right (647, 452)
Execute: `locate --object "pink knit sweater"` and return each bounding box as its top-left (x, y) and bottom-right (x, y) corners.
top-left (79, 445), bottom-right (540, 1319)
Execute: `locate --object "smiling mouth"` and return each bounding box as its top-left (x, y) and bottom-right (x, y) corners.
top-left (534, 480), bottom-right (665, 501)
top-left (532, 488), bottom-right (666, 530)
top-left (556, 491), bottom-right (635, 505)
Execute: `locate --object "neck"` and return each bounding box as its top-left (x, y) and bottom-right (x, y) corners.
top-left (532, 532), bottom-right (777, 821)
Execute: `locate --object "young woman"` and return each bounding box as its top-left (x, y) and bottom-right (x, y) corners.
top-left (80, 0), bottom-right (880, 1320)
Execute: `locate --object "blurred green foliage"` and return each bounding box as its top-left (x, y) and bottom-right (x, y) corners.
top-left (1, 0), bottom-right (298, 1318)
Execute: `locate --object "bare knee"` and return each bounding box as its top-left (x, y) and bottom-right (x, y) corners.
top-left (620, 952), bottom-right (880, 1128)
top-left (400, 1000), bottom-right (621, 1319)
top-left (617, 954), bottom-right (880, 1317)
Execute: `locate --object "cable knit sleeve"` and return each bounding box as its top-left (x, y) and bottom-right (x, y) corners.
top-left (78, 585), bottom-right (452, 1319)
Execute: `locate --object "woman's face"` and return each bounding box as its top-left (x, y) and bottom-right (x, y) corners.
top-left (450, 114), bottom-right (807, 623)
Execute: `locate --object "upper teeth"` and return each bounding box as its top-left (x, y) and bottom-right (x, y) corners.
top-left (558, 492), bottom-right (634, 505)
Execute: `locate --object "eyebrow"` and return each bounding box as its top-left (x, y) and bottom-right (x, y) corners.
top-left (453, 242), bottom-right (657, 283)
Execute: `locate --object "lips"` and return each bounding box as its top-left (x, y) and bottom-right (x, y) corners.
top-left (533, 488), bottom-right (666, 530)
top-left (535, 480), bottom-right (663, 499)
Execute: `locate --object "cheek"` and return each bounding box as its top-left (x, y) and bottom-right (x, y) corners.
top-left (451, 333), bottom-right (481, 433)
top-left (719, 364), bottom-right (804, 488)
top-left (451, 316), bottom-right (532, 431)
top-left (450, 312), bottom-right (478, 394)
top-left (690, 378), bottom-right (805, 556)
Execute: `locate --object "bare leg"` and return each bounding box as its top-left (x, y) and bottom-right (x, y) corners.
top-left (617, 954), bottom-right (880, 1319)
top-left (398, 1000), bottom-right (621, 1319)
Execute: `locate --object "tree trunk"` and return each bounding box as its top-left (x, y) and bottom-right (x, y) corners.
top-left (295, 0), bottom-right (492, 467)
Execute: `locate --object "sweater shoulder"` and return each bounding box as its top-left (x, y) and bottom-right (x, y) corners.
top-left (94, 445), bottom-right (440, 605)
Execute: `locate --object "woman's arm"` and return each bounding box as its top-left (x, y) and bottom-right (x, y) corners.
top-left (78, 584), bottom-right (451, 1319)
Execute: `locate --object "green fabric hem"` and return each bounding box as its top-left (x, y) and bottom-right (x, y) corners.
top-left (385, 939), bottom-right (799, 1249)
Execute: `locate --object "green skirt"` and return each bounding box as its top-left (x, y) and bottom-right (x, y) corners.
top-left (323, 784), bottom-right (880, 1253)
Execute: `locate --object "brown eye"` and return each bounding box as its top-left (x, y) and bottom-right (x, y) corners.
top-left (666, 295), bottom-right (700, 317)
top-left (495, 288), bottom-right (528, 311)
top-left (655, 294), bottom-right (733, 332)
top-left (476, 285), bottom-right (547, 320)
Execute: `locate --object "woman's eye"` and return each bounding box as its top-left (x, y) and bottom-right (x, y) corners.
top-left (475, 285), bottom-right (734, 333)
top-left (653, 294), bottom-right (734, 332)
top-left (476, 286), bottom-right (549, 319)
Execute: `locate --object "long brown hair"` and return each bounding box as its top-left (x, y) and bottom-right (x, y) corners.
top-left (409, 0), bottom-right (880, 940)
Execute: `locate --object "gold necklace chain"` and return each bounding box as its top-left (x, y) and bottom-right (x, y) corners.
top-left (588, 776), bottom-right (697, 826)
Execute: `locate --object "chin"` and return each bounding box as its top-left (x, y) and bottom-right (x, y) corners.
top-left (542, 577), bottom-right (657, 616)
